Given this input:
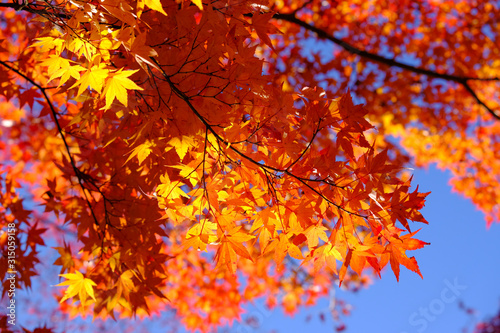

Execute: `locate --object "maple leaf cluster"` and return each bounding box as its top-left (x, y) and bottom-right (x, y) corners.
top-left (0, 0), bottom-right (496, 332)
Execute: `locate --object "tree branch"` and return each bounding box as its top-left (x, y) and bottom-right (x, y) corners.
top-left (273, 12), bottom-right (500, 120)
top-left (152, 59), bottom-right (372, 220)
top-left (0, 59), bottom-right (101, 227)
top-left (0, 1), bottom-right (71, 19)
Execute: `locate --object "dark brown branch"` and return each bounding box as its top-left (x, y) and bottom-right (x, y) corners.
top-left (0, 1), bottom-right (122, 30)
top-left (152, 59), bottom-right (368, 219)
top-left (286, 118), bottom-right (322, 172)
top-left (0, 60), bottom-right (101, 228)
top-left (273, 12), bottom-right (500, 120)
top-left (0, 1), bottom-right (71, 19)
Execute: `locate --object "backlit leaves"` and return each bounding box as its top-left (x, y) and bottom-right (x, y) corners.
top-left (71, 65), bottom-right (108, 96)
top-left (103, 69), bottom-right (143, 109)
top-left (191, 0), bottom-right (203, 10)
top-left (137, 0), bottom-right (168, 16)
top-left (7, 0), bottom-right (493, 331)
top-left (56, 271), bottom-right (96, 305)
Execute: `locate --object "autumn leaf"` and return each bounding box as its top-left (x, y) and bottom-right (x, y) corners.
top-left (102, 69), bottom-right (143, 109)
top-left (156, 173), bottom-right (190, 200)
top-left (252, 11), bottom-right (278, 51)
top-left (128, 32), bottom-right (160, 71)
top-left (53, 243), bottom-right (75, 274)
top-left (168, 136), bottom-right (195, 161)
top-left (30, 36), bottom-right (64, 52)
top-left (71, 65), bottom-right (109, 96)
top-left (339, 249), bottom-right (353, 287)
top-left (214, 237), bottom-right (238, 274)
top-left (385, 231), bottom-right (428, 281)
top-left (125, 139), bottom-right (154, 165)
top-left (183, 220), bottom-right (218, 251)
top-left (226, 226), bottom-right (255, 261)
top-left (306, 242), bottom-right (342, 274)
top-left (40, 55), bottom-right (84, 86)
top-left (304, 224), bottom-right (329, 249)
top-left (10, 0), bottom-right (495, 330)
top-left (191, 0), bottom-right (203, 10)
top-left (56, 271), bottom-right (97, 304)
top-left (137, 0), bottom-right (168, 17)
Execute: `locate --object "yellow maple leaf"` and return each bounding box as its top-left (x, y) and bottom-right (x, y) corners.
top-left (168, 136), bottom-right (195, 161)
top-left (102, 69), bottom-right (143, 109)
top-left (304, 224), bottom-right (329, 249)
top-left (40, 55), bottom-right (70, 75)
top-left (168, 164), bottom-right (200, 186)
top-left (137, 0), bottom-right (168, 17)
top-left (323, 243), bottom-right (342, 260)
top-left (71, 66), bottom-right (109, 96)
top-left (67, 34), bottom-right (97, 61)
top-left (56, 271), bottom-right (97, 304)
top-left (184, 220), bottom-right (218, 251)
top-left (40, 55), bottom-right (85, 86)
top-left (51, 65), bottom-right (84, 87)
top-left (125, 139), bottom-right (154, 165)
top-left (31, 36), bottom-right (65, 53)
top-left (192, 0), bottom-right (203, 10)
top-left (156, 173), bottom-right (190, 199)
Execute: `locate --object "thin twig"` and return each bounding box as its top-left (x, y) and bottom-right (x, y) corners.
top-left (273, 12), bottom-right (500, 120)
top-left (0, 60), bottom-right (101, 227)
top-left (153, 58), bottom-right (368, 219)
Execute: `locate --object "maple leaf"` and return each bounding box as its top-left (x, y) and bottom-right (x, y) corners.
top-left (338, 249), bottom-right (353, 286)
top-left (303, 241), bottom-right (342, 274)
top-left (137, 0), bottom-right (168, 17)
top-left (128, 33), bottom-right (160, 71)
top-left (56, 271), bottom-right (97, 304)
top-left (40, 55), bottom-right (70, 77)
top-left (26, 222), bottom-right (47, 248)
top-left (215, 227), bottom-right (255, 273)
top-left (102, 69), bottom-right (143, 109)
top-left (252, 12), bottom-right (278, 51)
top-left (53, 243), bottom-right (75, 274)
top-left (156, 173), bottom-right (190, 200)
top-left (385, 231), bottom-right (429, 281)
top-left (50, 64), bottom-right (84, 87)
top-left (30, 36), bottom-right (64, 52)
top-left (184, 220), bottom-right (218, 251)
top-left (226, 226), bottom-right (255, 260)
top-left (304, 224), bottom-right (329, 249)
top-left (100, 0), bottom-right (137, 27)
top-left (125, 139), bottom-right (154, 165)
top-left (214, 237), bottom-right (238, 274)
top-left (168, 136), bottom-right (195, 161)
top-left (20, 88), bottom-right (41, 110)
top-left (168, 164), bottom-right (200, 186)
top-left (71, 66), bottom-right (109, 96)
top-left (191, 0), bottom-right (203, 10)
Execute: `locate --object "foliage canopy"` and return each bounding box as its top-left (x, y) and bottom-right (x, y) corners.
top-left (0, 0), bottom-right (498, 331)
